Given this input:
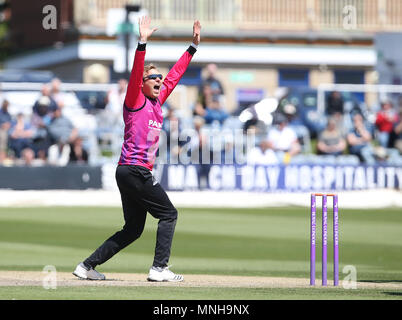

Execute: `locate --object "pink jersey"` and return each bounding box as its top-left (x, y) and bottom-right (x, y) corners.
top-left (118, 43), bottom-right (196, 170)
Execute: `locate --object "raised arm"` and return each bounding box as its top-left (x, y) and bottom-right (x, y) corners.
top-left (124, 16), bottom-right (158, 109)
top-left (159, 20), bottom-right (201, 105)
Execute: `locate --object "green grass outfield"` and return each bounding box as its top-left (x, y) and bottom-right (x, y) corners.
top-left (0, 206), bottom-right (401, 300)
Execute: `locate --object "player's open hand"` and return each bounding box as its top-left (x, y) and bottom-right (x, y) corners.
top-left (139, 16), bottom-right (157, 42)
top-left (192, 20), bottom-right (201, 46)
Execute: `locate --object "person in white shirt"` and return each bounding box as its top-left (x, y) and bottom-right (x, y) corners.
top-left (247, 138), bottom-right (279, 165)
top-left (266, 113), bottom-right (301, 163)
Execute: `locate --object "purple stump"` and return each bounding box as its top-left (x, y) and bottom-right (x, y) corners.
top-left (333, 195), bottom-right (339, 286)
top-left (310, 194), bottom-right (316, 286)
top-left (322, 195), bottom-right (328, 286)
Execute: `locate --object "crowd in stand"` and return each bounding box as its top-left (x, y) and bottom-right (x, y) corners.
top-left (0, 78), bottom-right (89, 166)
top-left (1, 66), bottom-right (402, 168)
top-left (189, 64), bottom-right (402, 167)
top-left (319, 93), bottom-right (402, 165)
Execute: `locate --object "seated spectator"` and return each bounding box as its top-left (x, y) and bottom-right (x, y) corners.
top-left (247, 138), bottom-right (279, 165)
top-left (0, 99), bottom-right (12, 163)
top-left (50, 78), bottom-right (65, 109)
top-left (266, 113), bottom-right (301, 163)
top-left (193, 83), bottom-right (212, 117)
top-left (48, 107), bottom-right (78, 145)
top-left (204, 97), bottom-right (229, 126)
top-left (8, 113), bottom-right (34, 159)
top-left (47, 107), bottom-right (78, 166)
top-left (282, 103), bottom-right (303, 126)
top-left (317, 117), bottom-right (346, 156)
top-left (347, 113), bottom-right (375, 164)
top-left (375, 100), bottom-right (399, 148)
top-left (390, 106), bottom-right (402, 154)
top-left (14, 147), bottom-right (45, 167)
top-left (200, 63), bottom-right (224, 102)
top-left (69, 136), bottom-right (89, 164)
top-left (32, 84), bottom-right (58, 119)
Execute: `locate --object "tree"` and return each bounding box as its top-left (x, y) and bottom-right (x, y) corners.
top-left (0, 0), bottom-right (11, 64)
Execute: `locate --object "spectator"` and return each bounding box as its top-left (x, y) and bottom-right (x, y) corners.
top-left (69, 136), bottom-right (89, 164)
top-left (161, 107), bottom-right (182, 163)
top-left (317, 117), bottom-right (346, 156)
top-left (326, 91), bottom-right (344, 116)
top-left (8, 113), bottom-right (34, 159)
top-left (194, 83), bottom-right (213, 117)
top-left (204, 96), bottom-right (229, 126)
top-left (32, 84), bottom-right (58, 119)
top-left (375, 100), bottom-right (399, 148)
top-left (247, 138), bottom-right (279, 165)
top-left (280, 104), bottom-right (311, 153)
top-left (390, 106), bottom-right (402, 154)
top-left (50, 78), bottom-right (65, 108)
top-left (347, 113), bottom-right (375, 164)
top-left (15, 147), bottom-right (45, 167)
top-left (31, 84), bottom-right (57, 160)
top-left (196, 63), bottom-right (226, 115)
top-left (103, 78), bottom-right (127, 126)
top-left (281, 103), bottom-right (303, 126)
top-left (47, 107), bottom-right (78, 166)
top-left (48, 107), bottom-right (78, 145)
top-left (0, 99), bottom-right (12, 163)
top-left (200, 63), bottom-right (224, 102)
top-left (327, 91), bottom-right (347, 134)
top-left (191, 116), bottom-right (211, 189)
top-left (266, 113), bottom-right (301, 163)
top-left (96, 79), bottom-right (127, 156)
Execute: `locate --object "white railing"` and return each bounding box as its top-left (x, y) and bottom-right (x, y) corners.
top-left (76, 0), bottom-right (402, 31)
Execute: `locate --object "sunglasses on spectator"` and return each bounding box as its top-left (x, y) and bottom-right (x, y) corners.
top-left (143, 74), bottom-right (163, 81)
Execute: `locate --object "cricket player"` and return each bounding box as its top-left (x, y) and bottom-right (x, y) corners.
top-left (73, 16), bottom-right (201, 282)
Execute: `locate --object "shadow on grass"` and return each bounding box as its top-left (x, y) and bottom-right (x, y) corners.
top-left (359, 280), bottom-right (402, 284)
top-left (382, 292), bottom-right (402, 296)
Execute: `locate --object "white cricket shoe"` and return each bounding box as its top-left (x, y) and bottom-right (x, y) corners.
top-left (147, 266), bottom-right (184, 282)
top-left (72, 262), bottom-right (106, 280)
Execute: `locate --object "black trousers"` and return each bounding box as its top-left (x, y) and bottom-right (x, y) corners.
top-left (84, 165), bottom-right (178, 269)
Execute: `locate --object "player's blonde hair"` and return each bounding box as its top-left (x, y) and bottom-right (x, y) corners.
top-left (143, 64), bottom-right (159, 78)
